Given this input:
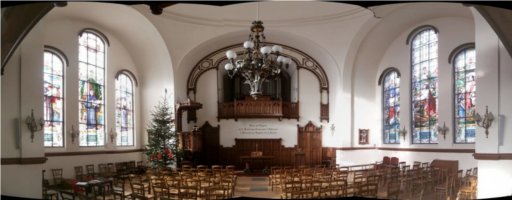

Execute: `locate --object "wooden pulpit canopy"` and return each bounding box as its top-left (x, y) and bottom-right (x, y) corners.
top-left (175, 98), bottom-right (203, 132)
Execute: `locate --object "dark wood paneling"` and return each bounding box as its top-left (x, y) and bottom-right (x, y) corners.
top-left (298, 121), bottom-right (322, 166)
top-left (320, 103), bottom-right (329, 122)
top-left (431, 159), bottom-right (459, 177)
top-left (473, 153), bottom-right (512, 160)
top-left (218, 100), bottom-right (299, 120)
top-left (1, 157), bottom-right (47, 165)
top-left (199, 121), bottom-right (220, 166)
top-left (45, 149), bottom-right (144, 157)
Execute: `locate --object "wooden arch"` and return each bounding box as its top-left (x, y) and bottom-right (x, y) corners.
top-left (186, 43), bottom-right (330, 121)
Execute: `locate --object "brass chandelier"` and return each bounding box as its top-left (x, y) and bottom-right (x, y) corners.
top-left (225, 20), bottom-right (292, 99)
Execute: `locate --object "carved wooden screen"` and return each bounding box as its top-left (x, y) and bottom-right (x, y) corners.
top-left (199, 121), bottom-right (220, 166)
top-left (298, 121), bottom-right (322, 166)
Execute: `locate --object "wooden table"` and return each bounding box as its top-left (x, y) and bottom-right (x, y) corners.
top-left (240, 155), bottom-right (274, 174)
top-left (75, 178), bottom-right (113, 200)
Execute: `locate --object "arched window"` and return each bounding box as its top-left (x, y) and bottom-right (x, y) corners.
top-left (78, 30), bottom-right (107, 146)
top-left (452, 46), bottom-right (476, 143)
top-left (410, 26), bottom-right (438, 144)
top-left (115, 72), bottom-right (135, 146)
top-left (43, 47), bottom-right (67, 147)
top-left (381, 68), bottom-right (401, 144)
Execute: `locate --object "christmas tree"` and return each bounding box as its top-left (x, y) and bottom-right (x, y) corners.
top-left (145, 90), bottom-right (180, 168)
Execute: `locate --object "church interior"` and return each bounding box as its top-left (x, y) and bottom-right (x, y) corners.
top-left (2, 1), bottom-right (512, 199)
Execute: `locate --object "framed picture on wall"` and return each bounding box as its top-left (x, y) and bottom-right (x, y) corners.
top-left (359, 129), bottom-right (369, 144)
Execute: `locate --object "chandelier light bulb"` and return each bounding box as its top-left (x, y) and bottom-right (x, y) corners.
top-left (260, 46), bottom-right (272, 54)
top-left (277, 56), bottom-right (284, 63)
top-left (272, 45), bottom-right (283, 53)
top-left (243, 41), bottom-right (254, 49)
top-left (226, 50), bottom-right (237, 59)
top-left (224, 63), bottom-right (234, 70)
top-left (285, 57), bottom-right (292, 64)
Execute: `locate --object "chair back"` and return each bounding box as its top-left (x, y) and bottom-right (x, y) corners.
top-left (51, 168), bottom-right (64, 185)
top-left (85, 164), bottom-right (95, 178)
top-left (390, 157), bottom-right (399, 166)
top-left (383, 156), bottom-right (391, 165)
top-left (74, 166), bottom-right (84, 181)
top-left (98, 163), bottom-right (107, 177)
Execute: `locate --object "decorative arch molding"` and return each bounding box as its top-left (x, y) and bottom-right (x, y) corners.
top-left (448, 43), bottom-right (475, 64)
top-left (115, 69), bottom-right (139, 87)
top-left (378, 67), bottom-right (401, 86)
top-left (78, 28), bottom-right (110, 46)
top-left (187, 42), bottom-right (329, 94)
top-left (405, 25), bottom-right (439, 45)
top-left (44, 45), bottom-right (69, 67)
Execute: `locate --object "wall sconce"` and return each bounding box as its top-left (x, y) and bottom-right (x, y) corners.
top-left (109, 128), bottom-right (117, 144)
top-left (399, 126), bottom-right (407, 141)
top-left (330, 124), bottom-right (335, 136)
top-left (68, 125), bottom-right (78, 143)
top-left (25, 109), bottom-right (44, 142)
top-left (437, 122), bottom-right (449, 140)
top-left (474, 106), bottom-right (494, 138)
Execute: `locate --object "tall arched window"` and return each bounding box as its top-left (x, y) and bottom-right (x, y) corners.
top-left (410, 26), bottom-right (438, 144)
top-left (452, 45), bottom-right (476, 143)
top-left (43, 47), bottom-right (66, 147)
top-left (381, 69), bottom-right (401, 144)
top-left (115, 72), bottom-right (135, 146)
top-left (78, 30), bottom-right (107, 146)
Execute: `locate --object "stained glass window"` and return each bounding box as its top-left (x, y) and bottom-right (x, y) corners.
top-left (44, 50), bottom-right (65, 147)
top-left (383, 71), bottom-right (400, 144)
top-left (115, 73), bottom-right (134, 146)
top-left (78, 31), bottom-right (106, 146)
top-left (411, 27), bottom-right (438, 144)
top-left (454, 48), bottom-right (476, 143)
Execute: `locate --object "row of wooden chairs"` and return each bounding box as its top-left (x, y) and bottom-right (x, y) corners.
top-left (120, 169), bottom-right (238, 200)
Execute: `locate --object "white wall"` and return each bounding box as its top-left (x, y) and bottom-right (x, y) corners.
top-left (472, 8), bottom-right (512, 198)
top-left (1, 20), bottom-right (45, 199)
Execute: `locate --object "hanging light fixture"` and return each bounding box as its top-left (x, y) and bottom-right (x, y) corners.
top-left (224, 20), bottom-right (292, 99)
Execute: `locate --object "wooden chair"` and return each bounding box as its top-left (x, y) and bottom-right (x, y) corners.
top-left (387, 177), bottom-right (400, 199)
top-left (43, 179), bottom-right (58, 200)
top-left (85, 164), bottom-right (95, 179)
top-left (390, 157), bottom-right (399, 167)
top-left (465, 168), bottom-right (472, 177)
top-left (457, 175), bottom-right (477, 200)
top-left (149, 175), bottom-right (167, 199)
top-left (413, 161), bottom-right (421, 170)
top-left (398, 161), bottom-right (406, 169)
top-left (98, 163), bottom-right (107, 178)
top-left (435, 175), bottom-right (453, 200)
top-left (179, 178), bottom-right (199, 200)
top-left (59, 190), bottom-right (76, 200)
top-left (113, 177), bottom-right (131, 200)
top-left (131, 182), bottom-right (155, 200)
top-left (106, 163), bottom-right (116, 178)
top-left (129, 174), bottom-right (151, 195)
top-left (164, 176), bottom-right (180, 200)
top-left (358, 183), bottom-right (378, 198)
top-left (128, 161), bottom-right (137, 174)
top-left (74, 166), bottom-right (85, 181)
top-left (51, 168), bottom-right (64, 186)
